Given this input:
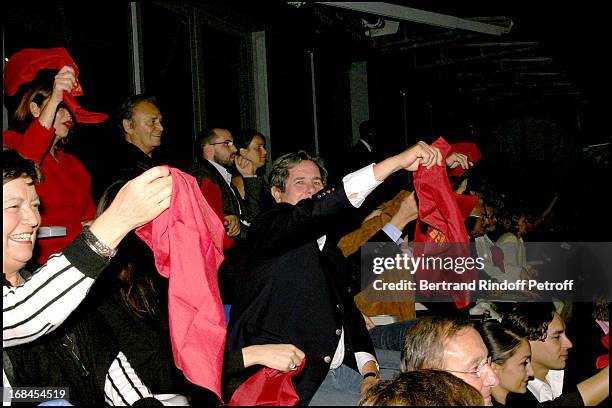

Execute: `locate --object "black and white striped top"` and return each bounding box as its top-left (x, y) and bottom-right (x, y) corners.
top-left (3, 234), bottom-right (110, 348)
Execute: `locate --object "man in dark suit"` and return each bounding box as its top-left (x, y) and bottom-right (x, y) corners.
top-left (353, 120), bottom-right (379, 168)
top-left (225, 142), bottom-right (443, 404)
top-left (93, 94), bottom-right (171, 201)
top-left (190, 127), bottom-right (263, 240)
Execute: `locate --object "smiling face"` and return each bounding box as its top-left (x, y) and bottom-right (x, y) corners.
top-left (529, 313), bottom-right (572, 378)
top-left (443, 327), bottom-right (500, 406)
top-left (493, 340), bottom-right (534, 395)
top-left (124, 101), bottom-right (163, 156)
top-left (3, 177), bottom-right (41, 277)
top-left (271, 160), bottom-right (324, 205)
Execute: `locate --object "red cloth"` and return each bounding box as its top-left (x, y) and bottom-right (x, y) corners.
top-left (3, 47), bottom-right (107, 123)
top-left (229, 358), bottom-right (305, 406)
top-left (448, 142), bottom-right (482, 177)
top-left (136, 168), bottom-right (227, 399)
top-left (413, 137), bottom-right (478, 309)
top-left (199, 177), bottom-right (233, 249)
top-left (489, 245), bottom-right (506, 273)
top-left (596, 333), bottom-right (609, 369)
top-left (4, 120), bottom-right (97, 263)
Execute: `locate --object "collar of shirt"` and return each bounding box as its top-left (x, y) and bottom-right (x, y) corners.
top-left (595, 320), bottom-right (609, 335)
top-left (359, 138), bottom-right (372, 153)
top-left (207, 160), bottom-right (233, 187)
top-left (527, 369), bottom-right (564, 402)
top-left (317, 236), bottom-right (327, 251)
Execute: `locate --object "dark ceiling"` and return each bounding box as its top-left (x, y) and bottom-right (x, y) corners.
top-left (270, 2), bottom-right (607, 115)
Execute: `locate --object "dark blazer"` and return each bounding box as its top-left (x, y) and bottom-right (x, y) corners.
top-left (189, 160), bottom-right (263, 237)
top-left (225, 185), bottom-right (377, 405)
top-left (93, 140), bottom-right (161, 202)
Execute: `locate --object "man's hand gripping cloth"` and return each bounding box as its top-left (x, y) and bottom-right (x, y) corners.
top-left (136, 167), bottom-right (227, 399)
top-left (413, 137), bottom-right (479, 309)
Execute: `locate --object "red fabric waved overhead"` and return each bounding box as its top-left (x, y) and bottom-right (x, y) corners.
top-left (413, 137), bottom-right (478, 309)
top-left (229, 358), bottom-right (306, 406)
top-left (3, 47), bottom-right (108, 123)
top-left (136, 167), bottom-right (227, 399)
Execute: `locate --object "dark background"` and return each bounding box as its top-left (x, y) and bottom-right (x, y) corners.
top-left (3, 2), bottom-right (610, 240)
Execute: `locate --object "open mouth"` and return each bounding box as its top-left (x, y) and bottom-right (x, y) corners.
top-left (10, 232), bottom-right (33, 242)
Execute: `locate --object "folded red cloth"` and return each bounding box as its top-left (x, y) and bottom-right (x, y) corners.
top-left (228, 358), bottom-right (306, 406)
top-left (4, 47), bottom-right (108, 123)
top-left (413, 137), bottom-right (478, 309)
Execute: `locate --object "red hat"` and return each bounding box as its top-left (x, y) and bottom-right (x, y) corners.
top-left (448, 142), bottom-right (482, 177)
top-left (4, 47), bottom-right (108, 123)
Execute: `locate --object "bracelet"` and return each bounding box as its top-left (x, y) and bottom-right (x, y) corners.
top-left (81, 225), bottom-right (117, 260)
top-left (362, 372), bottom-right (380, 380)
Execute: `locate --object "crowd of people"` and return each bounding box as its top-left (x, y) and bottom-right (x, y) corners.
top-left (3, 47), bottom-right (609, 406)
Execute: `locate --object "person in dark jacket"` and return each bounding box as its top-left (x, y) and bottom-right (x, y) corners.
top-left (226, 141), bottom-right (443, 404)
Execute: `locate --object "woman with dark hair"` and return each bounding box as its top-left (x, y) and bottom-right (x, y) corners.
top-left (3, 48), bottom-right (100, 264)
top-left (93, 180), bottom-right (193, 404)
top-left (231, 129), bottom-right (267, 200)
top-left (478, 316), bottom-right (609, 406)
top-left (477, 319), bottom-right (534, 406)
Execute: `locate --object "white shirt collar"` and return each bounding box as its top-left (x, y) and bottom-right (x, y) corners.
top-left (527, 369), bottom-right (564, 402)
top-left (207, 160), bottom-right (232, 187)
top-left (359, 138), bottom-right (373, 153)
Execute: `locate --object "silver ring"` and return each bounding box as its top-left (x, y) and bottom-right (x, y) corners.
top-left (290, 363), bottom-right (298, 371)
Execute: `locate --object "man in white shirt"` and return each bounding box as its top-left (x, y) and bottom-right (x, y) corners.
top-left (504, 302), bottom-right (610, 406)
top-left (225, 142), bottom-right (442, 404)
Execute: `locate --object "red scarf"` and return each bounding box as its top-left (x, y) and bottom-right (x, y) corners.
top-left (413, 137), bottom-right (478, 308)
top-left (136, 168), bottom-right (227, 399)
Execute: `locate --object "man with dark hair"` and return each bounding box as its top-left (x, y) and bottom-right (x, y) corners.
top-left (400, 315), bottom-right (499, 405)
top-left (345, 120), bottom-right (379, 175)
top-left (504, 302), bottom-right (609, 405)
top-left (93, 94), bottom-right (167, 200)
top-left (225, 142), bottom-right (443, 404)
top-left (189, 127), bottom-right (263, 241)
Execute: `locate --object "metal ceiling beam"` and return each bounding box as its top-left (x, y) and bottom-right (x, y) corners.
top-left (315, 2), bottom-right (511, 35)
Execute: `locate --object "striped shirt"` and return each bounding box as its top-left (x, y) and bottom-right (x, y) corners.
top-left (3, 234), bottom-right (109, 348)
top-left (3, 235), bottom-right (162, 405)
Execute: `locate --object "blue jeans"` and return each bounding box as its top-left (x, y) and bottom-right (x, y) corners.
top-left (368, 319), bottom-right (415, 351)
top-left (308, 348), bottom-right (401, 406)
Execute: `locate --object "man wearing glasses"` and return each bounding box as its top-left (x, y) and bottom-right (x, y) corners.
top-left (401, 315), bottom-right (499, 405)
top-left (190, 127), bottom-right (263, 242)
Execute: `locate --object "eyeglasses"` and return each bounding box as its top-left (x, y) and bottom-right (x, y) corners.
top-left (207, 140), bottom-right (234, 148)
top-left (446, 356), bottom-right (492, 378)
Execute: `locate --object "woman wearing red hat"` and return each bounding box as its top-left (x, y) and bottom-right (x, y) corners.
top-left (3, 48), bottom-right (105, 265)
